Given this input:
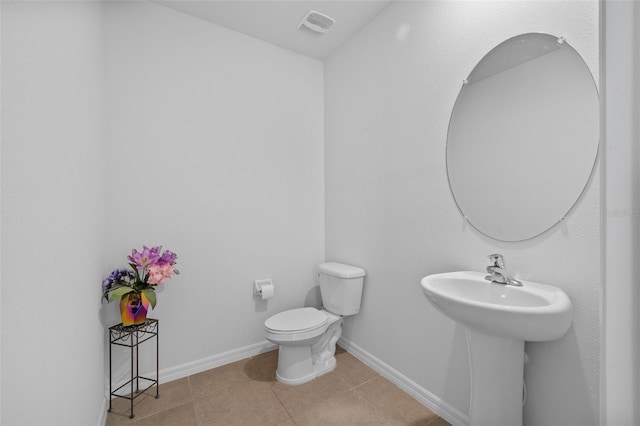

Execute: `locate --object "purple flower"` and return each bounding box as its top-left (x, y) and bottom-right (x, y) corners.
top-left (102, 278), bottom-right (113, 294)
top-left (102, 268), bottom-right (135, 294)
top-left (127, 246), bottom-right (161, 269)
top-left (158, 250), bottom-right (178, 266)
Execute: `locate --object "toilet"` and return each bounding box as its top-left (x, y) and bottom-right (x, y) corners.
top-left (264, 262), bottom-right (366, 385)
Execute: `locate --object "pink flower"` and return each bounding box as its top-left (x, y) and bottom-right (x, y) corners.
top-left (147, 263), bottom-right (175, 285)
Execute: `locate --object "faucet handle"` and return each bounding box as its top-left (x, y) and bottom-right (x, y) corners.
top-left (487, 253), bottom-right (505, 268)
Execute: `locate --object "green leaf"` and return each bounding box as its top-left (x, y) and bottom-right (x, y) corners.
top-left (107, 286), bottom-right (135, 302)
top-left (142, 288), bottom-right (157, 309)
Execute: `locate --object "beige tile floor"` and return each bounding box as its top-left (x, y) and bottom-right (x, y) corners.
top-left (106, 346), bottom-right (452, 426)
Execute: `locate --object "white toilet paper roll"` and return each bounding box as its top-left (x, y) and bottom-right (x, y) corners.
top-left (261, 284), bottom-right (275, 300)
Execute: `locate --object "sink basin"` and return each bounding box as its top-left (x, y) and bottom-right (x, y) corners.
top-left (421, 270), bottom-right (573, 426)
top-left (421, 271), bottom-right (572, 342)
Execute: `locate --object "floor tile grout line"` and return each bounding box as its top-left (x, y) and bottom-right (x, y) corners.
top-left (425, 416), bottom-right (447, 426)
top-left (269, 381), bottom-right (297, 424)
top-left (129, 378), bottom-right (196, 424)
top-left (187, 375), bottom-right (203, 426)
top-left (349, 379), bottom-right (400, 424)
top-left (349, 374), bottom-right (381, 391)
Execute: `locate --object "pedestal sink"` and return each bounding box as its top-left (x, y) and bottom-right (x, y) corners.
top-left (420, 271), bottom-right (572, 426)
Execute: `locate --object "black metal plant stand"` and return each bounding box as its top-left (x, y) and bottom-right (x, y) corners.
top-left (108, 319), bottom-right (159, 419)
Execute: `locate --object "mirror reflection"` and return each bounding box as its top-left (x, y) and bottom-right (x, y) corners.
top-left (446, 33), bottom-right (599, 241)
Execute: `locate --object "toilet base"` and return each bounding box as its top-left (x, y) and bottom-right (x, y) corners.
top-left (274, 315), bottom-right (342, 385)
top-left (275, 348), bottom-right (336, 385)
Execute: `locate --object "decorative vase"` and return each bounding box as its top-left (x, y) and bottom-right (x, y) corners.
top-left (119, 292), bottom-right (150, 326)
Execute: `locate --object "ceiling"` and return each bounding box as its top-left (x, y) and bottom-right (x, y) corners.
top-left (153, 0), bottom-right (393, 60)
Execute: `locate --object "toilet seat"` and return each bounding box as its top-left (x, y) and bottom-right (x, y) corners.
top-left (264, 307), bottom-right (329, 343)
top-left (265, 307), bottom-right (328, 333)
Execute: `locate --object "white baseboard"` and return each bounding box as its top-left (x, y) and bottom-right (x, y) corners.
top-left (158, 340), bottom-right (277, 383)
top-left (338, 337), bottom-right (469, 426)
top-left (97, 396), bottom-right (109, 426)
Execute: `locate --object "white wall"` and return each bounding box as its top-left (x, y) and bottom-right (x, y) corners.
top-left (325, 1), bottom-right (600, 425)
top-left (1, 1), bottom-right (107, 425)
top-left (1, 1), bottom-right (609, 424)
top-left (103, 1), bottom-right (325, 372)
top-left (602, 1), bottom-right (640, 425)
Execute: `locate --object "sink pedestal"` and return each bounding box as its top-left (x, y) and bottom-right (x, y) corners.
top-left (421, 271), bottom-right (573, 426)
top-left (466, 328), bottom-right (525, 426)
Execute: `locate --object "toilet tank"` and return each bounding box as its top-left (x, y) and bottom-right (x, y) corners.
top-left (318, 262), bottom-right (366, 316)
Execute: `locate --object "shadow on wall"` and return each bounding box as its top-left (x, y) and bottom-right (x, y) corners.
top-left (442, 325), bottom-right (470, 417)
top-left (254, 284), bottom-right (321, 313)
top-left (304, 285), bottom-right (322, 308)
top-left (523, 326), bottom-right (595, 424)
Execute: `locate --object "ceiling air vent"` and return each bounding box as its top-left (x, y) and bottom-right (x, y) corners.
top-left (298, 10), bottom-right (336, 35)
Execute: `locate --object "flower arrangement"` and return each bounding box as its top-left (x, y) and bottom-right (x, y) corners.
top-left (103, 245), bottom-right (179, 310)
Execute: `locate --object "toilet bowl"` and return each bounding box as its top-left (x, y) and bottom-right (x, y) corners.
top-left (264, 262), bottom-right (366, 385)
top-left (265, 307), bottom-right (342, 385)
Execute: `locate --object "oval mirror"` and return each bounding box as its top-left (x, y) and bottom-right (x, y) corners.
top-left (446, 33), bottom-right (599, 241)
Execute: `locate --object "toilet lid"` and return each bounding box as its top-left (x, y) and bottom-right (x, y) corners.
top-left (265, 307), bottom-right (328, 333)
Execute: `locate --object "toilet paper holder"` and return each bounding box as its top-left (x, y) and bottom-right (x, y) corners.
top-left (253, 279), bottom-right (274, 297)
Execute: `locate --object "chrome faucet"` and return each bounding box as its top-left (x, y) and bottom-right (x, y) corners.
top-left (485, 254), bottom-right (522, 287)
